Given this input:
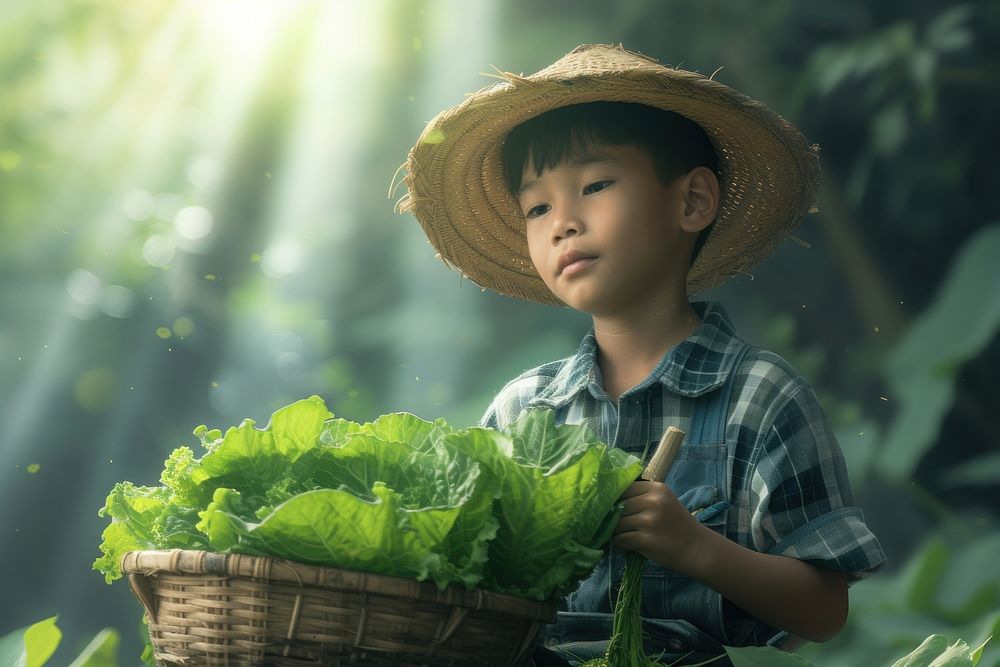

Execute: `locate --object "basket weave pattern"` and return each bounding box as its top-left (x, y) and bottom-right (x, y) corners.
top-left (122, 550), bottom-right (554, 666)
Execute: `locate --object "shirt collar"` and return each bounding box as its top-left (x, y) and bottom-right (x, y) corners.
top-left (527, 301), bottom-right (747, 408)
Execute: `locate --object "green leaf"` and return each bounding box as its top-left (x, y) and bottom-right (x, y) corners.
top-left (159, 446), bottom-right (201, 505)
top-left (199, 483), bottom-right (442, 581)
top-left (890, 634), bottom-right (989, 667)
top-left (362, 411), bottom-right (451, 453)
top-left (0, 617), bottom-right (63, 667)
top-left (726, 644), bottom-right (814, 666)
top-left (319, 417), bottom-right (363, 445)
top-left (24, 617), bottom-right (62, 667)
top-left (936, 535), bottom-right (1000, 623)
top-left (0, 628), bottom-right (22, 667)
top-left (940, 451), bottom-right (1000, 488)
top-left (68, 628), bottom-right (120, 667)
top-left (892, 635), bottom-right (952, 667)
top-left (926, 6), bottom-right (974, 53)
top-left (970, 635), bottom-right (991, 666)
top-left (191, 395), bottom-right (333, 501)
top-left (879, 223), bottom-right (1000, 479)
top-left (472, 410), bottom-right (642, 600)
top-left (268, 395), bottom-right (336, 456)
top-left (290, 433), bottom-right (414, 499)
top-left (201, 421), bottom-right (502, 590)
top-left (93, 483), bottom-right (169, 583)
top-left (905, 538), bottom-right (950, 613)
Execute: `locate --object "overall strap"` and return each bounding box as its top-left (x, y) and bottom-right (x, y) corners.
top-left (687, 342), bottom-right (751, 445)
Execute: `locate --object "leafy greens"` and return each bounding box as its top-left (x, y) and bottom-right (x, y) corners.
top-left (94, 396), bottom-right (642, 601)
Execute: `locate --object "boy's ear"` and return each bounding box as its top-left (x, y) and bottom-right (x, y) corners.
top-left (680, 166), bottom-right (719, 233)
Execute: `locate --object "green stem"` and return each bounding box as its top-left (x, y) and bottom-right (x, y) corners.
top-left (606, 551), bottom-right (656, 666)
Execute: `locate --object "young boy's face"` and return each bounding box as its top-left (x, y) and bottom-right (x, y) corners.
top-left (515, 143), bottom-right (695, 316)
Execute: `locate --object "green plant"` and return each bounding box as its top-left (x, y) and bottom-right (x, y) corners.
top-left (94, 396), bottom-right (642, 601)
top-left (0, 617), bottom-right (119, 667)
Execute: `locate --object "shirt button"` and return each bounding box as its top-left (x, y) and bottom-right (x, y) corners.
top-left (667, 637), bottom-right (685, 651)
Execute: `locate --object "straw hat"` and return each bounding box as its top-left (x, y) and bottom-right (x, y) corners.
top-left (399, 43), bottom-right (819, 306)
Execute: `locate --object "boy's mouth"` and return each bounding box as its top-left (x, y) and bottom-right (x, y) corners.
top-left (557, 250), bottom-right (598, 276)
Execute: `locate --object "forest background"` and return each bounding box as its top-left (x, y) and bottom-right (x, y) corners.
top-left (1, 1), bottom-right (998, 665)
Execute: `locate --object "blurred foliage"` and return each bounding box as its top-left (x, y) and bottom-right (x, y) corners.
top-left (798, 532), bottom-right (1000, 666)
top-left (0, 0), bottom-right (997, 664)
top-left (0, 617), bottom-right (119, 667)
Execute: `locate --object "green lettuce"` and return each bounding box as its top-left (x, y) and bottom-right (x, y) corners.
top-left (94, 396), bottom-right (641, 601)
top-left (448, 412), bottom-right (643, 600)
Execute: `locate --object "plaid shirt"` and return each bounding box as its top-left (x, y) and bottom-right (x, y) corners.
top-left (481, 301), bottom-right (886, 644)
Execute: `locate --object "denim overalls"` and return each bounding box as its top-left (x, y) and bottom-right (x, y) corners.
top-left (538, 343), bottom-right (751, 666)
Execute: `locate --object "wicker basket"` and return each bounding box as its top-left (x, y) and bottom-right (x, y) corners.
top-left (122, 550), bottom-right (554, 666)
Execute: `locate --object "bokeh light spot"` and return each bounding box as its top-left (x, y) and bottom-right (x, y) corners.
top-left (156, 327), bottom-right (172, 339)
top-left (142, 234), bottom-right (176, 267)
top-left (0, 150), bottom-right (22, 171)
top-left (100, 285), bottom-right (135, 318)
top-left (66, 269), bottom-right (103, 306)
top-left (262, 240), bottom-right (305, 277)
top-left (122, 189), bottom-right (156, 221)
top-left (185, 155), bottom-right (222, 191)
top-left (173, 317), bottom-right (194, 337)
top-left (74, 367), bottom-right (117, 413)
top-left (175, 205), bottom-right (213, 240)
top-left (154, 192), bottom-right (185, 222)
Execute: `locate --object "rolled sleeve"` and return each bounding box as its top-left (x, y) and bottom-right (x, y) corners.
top-left (768, 507), bottom-right (886, 582)
top-left (749, 381), bottom-right (886, 582)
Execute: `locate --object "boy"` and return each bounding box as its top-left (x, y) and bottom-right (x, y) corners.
top-left (401, 44), bottom-right (885, 666)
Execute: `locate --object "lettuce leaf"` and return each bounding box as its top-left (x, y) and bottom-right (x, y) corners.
top-left (447, 411), bottom-right (643, 600)
top-left (198, 484), bottom-right (443, 581)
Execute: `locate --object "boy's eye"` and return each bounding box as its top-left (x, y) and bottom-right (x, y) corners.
top-left (583, 180), bottom-right (612, 195)
top-left (525, 203), bottom-right (550, 219)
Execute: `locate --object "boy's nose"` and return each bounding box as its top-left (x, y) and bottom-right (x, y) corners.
top-left (551, 209), bottom-right (582, 243)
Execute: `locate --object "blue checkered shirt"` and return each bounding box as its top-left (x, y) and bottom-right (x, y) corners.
top-left (480, 301), bottom-right (886, 644)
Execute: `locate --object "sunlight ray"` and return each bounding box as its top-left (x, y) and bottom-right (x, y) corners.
top-left (387, 0), bottom-right (499, 416)
top-left (208, 0), bottom-right (390, 417)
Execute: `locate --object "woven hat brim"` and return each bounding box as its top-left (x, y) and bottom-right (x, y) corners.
top-left (401, 44), bottom-right (820, 306)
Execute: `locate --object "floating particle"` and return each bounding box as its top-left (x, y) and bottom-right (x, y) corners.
top-left (27, 463), bottom-right (40, 474)
top-left (156, 327), bottom-right (171, 339)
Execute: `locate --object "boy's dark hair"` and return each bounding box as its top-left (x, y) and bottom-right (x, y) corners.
top-left (502, 101), bottom-right (719, 262)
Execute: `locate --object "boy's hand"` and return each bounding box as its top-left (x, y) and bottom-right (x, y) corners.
top-left (612, 480), bottom-right (705, 573)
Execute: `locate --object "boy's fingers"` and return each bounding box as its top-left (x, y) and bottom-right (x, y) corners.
top-left (618, 480), bottom-right (655, 499)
